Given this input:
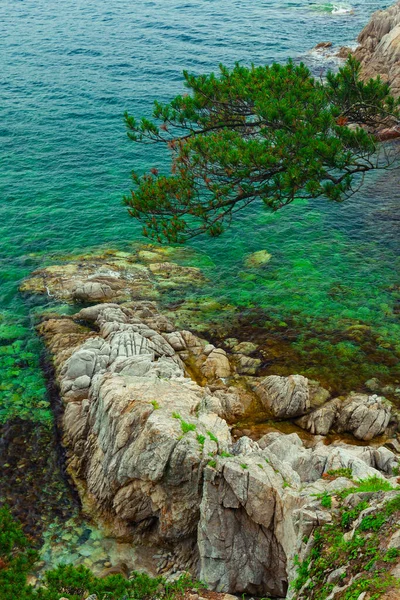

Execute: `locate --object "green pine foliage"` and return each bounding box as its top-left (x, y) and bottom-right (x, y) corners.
top-left (124, 57), bottom-right (399, 242)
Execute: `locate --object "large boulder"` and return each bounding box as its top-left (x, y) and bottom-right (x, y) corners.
top-left (253, 374), bottom-right (329, 419)
top-left (335, 393), bottom-right (392, 440)
top-left (296, 393), bottom-right (392, 441)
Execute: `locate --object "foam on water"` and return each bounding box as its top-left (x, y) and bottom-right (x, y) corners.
top-left (311, 2), bottom-right (354, 15)
top-left (332, 3), bottom-right (354, 15)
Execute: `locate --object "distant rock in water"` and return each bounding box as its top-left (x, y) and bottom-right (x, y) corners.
top-left (353, 1), bottom-right (400, 97)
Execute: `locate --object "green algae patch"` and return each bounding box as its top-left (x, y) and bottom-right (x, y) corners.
top-left (0, 312), bottom-right (50, 425)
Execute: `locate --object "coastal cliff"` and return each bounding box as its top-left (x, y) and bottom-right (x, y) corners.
top-left (21, 250), bottom-right (400, 598)
top-left (354, 1), bottom-right (400, 97)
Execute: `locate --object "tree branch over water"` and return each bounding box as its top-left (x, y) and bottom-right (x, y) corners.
top-left (123, 56), bottom-right (400, 243)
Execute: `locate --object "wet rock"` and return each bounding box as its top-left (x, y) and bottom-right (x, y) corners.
top-left (314, 41), bottom-right (333, 49)
top-left (296, 398), bottom-right (340, 435)
top-left (20, 250), bottom-right (205, 304)
top-left (234, 354), bottom-right (261, 375)
top-left (201, 348), bottom-right (231, 381)
top-left (365, 377), bottom-right (382, 393)
top-left (336, 45), bottom-right (353, 59)
top-left (230, 341), bottom-right (258, 356)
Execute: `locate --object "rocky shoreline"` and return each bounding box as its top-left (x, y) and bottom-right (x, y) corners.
top-left (20, 249), bottom-right (400, 598)
top-left (354, 1), bottom-right (400, 98)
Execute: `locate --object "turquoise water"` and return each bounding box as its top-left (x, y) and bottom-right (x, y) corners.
top-left (0, 0), bottom-right (399, 424)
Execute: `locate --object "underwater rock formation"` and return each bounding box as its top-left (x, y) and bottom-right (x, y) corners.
top-left (20, 248), bottom-right (205, 303)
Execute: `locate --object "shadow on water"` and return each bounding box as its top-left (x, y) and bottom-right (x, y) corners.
top-left (0, 354), bottom-right (80, 545)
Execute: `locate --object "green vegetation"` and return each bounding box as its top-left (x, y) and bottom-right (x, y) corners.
top-left (207, 431), bottom-right (218, 443)
top-left (320, 491), bottom-right (332, 509)
top-left (293, 484), bottom-right (400, 600)
top-left (219, 450), bottom-right (233, 458)
top-left (124, 57), bottom-right (399, 243)
top-left (338, 475), bottom-right (396, 499)
top-left (341, 501), bottom-right (369, 529)
top-left (150, 400), bottom-right (160, 409)
top-left (240, 463), bottom-right (248, 470)
top-left (324, 467), bottom-right (353, 480)
top-left (196, 433), bottom-right (206, 446)
top-left (0, 507), bottom-right (201, 600)
top-left (207, 460), bottom-right (217, 468)
top-left (172, 412), bottom-right (196, 434)
top-left (180, 420), bottom-right (196, 434)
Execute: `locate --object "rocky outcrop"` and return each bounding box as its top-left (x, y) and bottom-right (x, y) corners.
top-left (34, 294), bottom-right (398, 595)
top-left (354, 1), bottom-right (400, 97)
top-left (21, 251), bottom-right (399, 596)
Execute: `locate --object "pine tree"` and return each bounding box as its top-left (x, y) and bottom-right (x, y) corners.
top-left (124, 57), bottom-right (399, 243)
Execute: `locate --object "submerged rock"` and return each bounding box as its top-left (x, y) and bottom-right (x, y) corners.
top-left (244, 250), bottom-right (272, 268)
top-left (20, 249), bottom-right (204, 303)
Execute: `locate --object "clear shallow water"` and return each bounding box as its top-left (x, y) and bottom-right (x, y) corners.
top-left (0, 0), bottom-right (399, 425)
